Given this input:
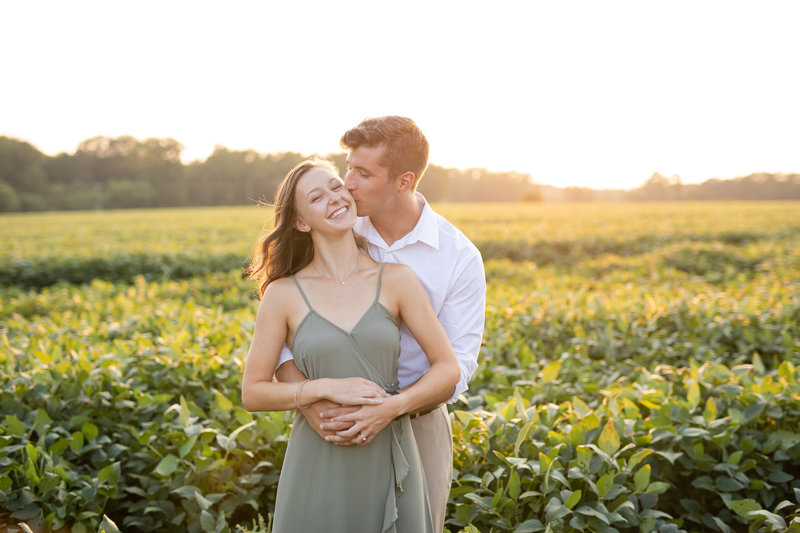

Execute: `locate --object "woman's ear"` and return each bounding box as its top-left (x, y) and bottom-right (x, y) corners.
top-left (294, 217), bottom-right (311, 233)
top-left (395, 171), bottom-right (416, 194)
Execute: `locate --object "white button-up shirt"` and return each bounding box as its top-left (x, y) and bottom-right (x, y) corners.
top-left (279, 195), bottom-right (486, 403)
top-left (353, 196), bottom-right (486, 403)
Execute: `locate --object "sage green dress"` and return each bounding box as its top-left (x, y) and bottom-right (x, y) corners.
top-left (271, 264), bottom-right (434, 533)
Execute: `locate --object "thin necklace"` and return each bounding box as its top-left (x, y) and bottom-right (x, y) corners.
top-left (312, 256), bottom-right (360, 285)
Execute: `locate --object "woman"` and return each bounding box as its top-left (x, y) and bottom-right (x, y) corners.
top-left (241, 159), bottom-right (460, 533)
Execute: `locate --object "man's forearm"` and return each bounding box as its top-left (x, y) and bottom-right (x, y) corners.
top-left (274, 361), bottom-right (308, 384)
top-left (397, 383), bottom-right (454, 413)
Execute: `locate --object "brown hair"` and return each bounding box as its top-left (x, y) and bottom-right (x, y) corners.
top-left (246, 158), bottom-right (339, 297)
top-left (340, 116), bottom-right (429, 187)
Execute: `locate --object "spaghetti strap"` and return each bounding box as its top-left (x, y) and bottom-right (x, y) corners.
top-left (289, 275), bottom-right (313, 311)
top-left (374, 263), bottom-right (387, 303)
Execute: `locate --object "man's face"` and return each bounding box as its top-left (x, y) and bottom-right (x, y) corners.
top-left (344, 145), bottom-right (394, 217)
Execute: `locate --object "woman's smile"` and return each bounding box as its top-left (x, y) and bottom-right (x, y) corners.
top-left (328, 205), bottom-right (349, 219)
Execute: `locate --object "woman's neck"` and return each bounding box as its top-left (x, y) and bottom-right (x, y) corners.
top-left (308, 232), bottom-right (363, 283)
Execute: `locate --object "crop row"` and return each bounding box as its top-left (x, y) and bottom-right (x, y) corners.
top-left (2, 241), bottom-right (799, 531)
top-left (3, 203), bottom-right (799, 289)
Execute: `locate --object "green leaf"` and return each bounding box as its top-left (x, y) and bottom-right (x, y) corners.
top-left (727, 450), bottom-right (743, 465)
top-left (200, 510), bottom-right (215, 531)
top-left (716, 476), bottom-right (746, 491)
top-left (767, 470), bottom-right (793, 483)
top-left (515, 420), bottom-right (535, 456)
top-left (564, 489), bottom-right (582, 510)
top-left (514, 519), bottom-right (545, 533)
top-left (654, 450), bottom-right (683, 464)
top-left (81, 422), bottom-right (99, 441)
top-left (541, 360), bottom-right (561, 382)
top-left (70, 432), bottom-right (84, 453)
top-left (744, 401), bottom-right (765, 422)
top-left (32, 408), bottom-right (51, 435)
top-left (752, 352), bottom-right (765, 374)
top-left (508, 470), bottom-right (521, 500)
top-left (179, 396), bottom-right (191, 427)
top-left (194, 491), bottom-right (213, 510)
top-left (545, 496), bottom-right (570, 522)
top-left (573, 398), bottom-right (593, 419)
top-left (97, 515), bottom-right (121, 533)
top-left (179, 435), bottom-right (198, 458)
top-left (596, 472), bottom-right (614, 498)
top-left (455, 503), bottom-right (473, 524)
top-left (575, 505), bottom-right (610, 524)
top-left (229, 420), bottom-right (257, 443)
top-left (693, 475), bottom-right (715, 491)
top-left (598, 422), bottom-right (620, 456)
top-left (634, 464), bottom-right (651, 492)
top-left (213, 388), bottom-right (234, 411)
top-left (746, 510), bottom-right (786, 529)
top-left (646, 482), bottom-right (670, 494)
top-left (729, 498), bottom-right (760, 518)
top-left (154, 454), bottom-right (179, 477)
top-left (97, 463), bottom-right (120, 485)
top-left (687, 380), bottom-right (700, 410)
top-left (627, 448), bottom-right (653, 470)
top-left (5, 414), bottom-right (25, 437)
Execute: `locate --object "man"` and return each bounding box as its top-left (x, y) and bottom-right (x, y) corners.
top-left (276, 116), bottom-right (486, 531)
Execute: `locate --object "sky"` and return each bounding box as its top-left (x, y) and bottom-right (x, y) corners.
top-left (1, 1), bottom-right (799, 190)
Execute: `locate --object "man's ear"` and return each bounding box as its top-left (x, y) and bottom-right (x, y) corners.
top-left (294, 217), bottom-right (311, 233)
top-left (395, 171), bottom-right (416, 194)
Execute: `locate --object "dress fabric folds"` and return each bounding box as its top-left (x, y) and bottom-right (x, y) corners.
top-left (271, 264), bottom-right (434, 533)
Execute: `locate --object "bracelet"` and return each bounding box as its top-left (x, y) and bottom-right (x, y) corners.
top-left (294, 379), bottom-right (312, 410)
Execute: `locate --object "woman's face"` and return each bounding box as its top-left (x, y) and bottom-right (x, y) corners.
top-left (293, 167), bottom-right (356, 234)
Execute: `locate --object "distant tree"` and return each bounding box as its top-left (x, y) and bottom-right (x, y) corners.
top-left (0, 181), bottom-right (20, 211)
top-left (518, 188), bottom-right (543, 202)
top-left (418, 164), bottom-right (451, 202)
top-left (0, 136), bottom-right (47, 193)
top-left (628, 172), bottom-right (682, 201)
top-left (563, 186), bottom-right (595, 202)
top-left (105, 179), bottom-right (155, 208)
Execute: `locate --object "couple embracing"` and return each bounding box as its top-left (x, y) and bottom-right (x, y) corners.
top-left (242, 116), bottom-right (486, 532)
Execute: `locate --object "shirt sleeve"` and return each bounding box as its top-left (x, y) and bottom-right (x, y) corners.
top-left (437, 250), bottom-right (486, 403)
top-left (277, 344), bottom-right (294, 368)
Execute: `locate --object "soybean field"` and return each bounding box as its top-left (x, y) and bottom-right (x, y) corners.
top-left (2, 202), bottom-right (799, 532)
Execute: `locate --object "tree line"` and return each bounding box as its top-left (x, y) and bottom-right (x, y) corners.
top-left (1, 135), bottom-right (798, 212)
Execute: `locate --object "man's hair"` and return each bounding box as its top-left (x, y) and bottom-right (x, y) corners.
top-left (340, 116), bottom-right (429, 187)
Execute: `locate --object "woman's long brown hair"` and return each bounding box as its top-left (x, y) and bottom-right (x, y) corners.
top-left (245, 158), bottom-right (339, 298)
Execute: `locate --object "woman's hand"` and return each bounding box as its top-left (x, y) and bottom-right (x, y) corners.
top-left (325, 398), bottom-right (403, 446)
top-left (314, 377), bottom-right (390, 407)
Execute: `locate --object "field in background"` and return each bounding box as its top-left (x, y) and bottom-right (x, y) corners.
top-left (2, 202), bottom-right (799, 532)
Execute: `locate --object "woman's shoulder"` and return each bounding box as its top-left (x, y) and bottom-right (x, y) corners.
top-left (381, 262), bottom-right (419, 286)
top-left (261, 275), bottom-right (299, 302)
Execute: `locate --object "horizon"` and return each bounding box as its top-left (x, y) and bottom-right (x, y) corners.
top-left (2, 1), bottom-right (799, 190)
top-left (4, 130), bottom-right (794, 192)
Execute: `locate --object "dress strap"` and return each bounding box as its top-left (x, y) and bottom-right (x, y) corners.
top-left (289, 275), bottom-right (313, 311)
top-left (374, 263), bottom-right (387, 303)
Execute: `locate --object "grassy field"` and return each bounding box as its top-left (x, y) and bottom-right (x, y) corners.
top-left (2, 202), bottom-right (799, 532)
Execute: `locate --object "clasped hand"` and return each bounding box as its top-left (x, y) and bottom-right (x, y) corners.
top-left (300, 378), bottom-right (396, 446)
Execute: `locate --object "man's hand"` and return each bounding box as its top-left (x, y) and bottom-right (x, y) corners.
top-left (327, 401), bottom-right (402, 446)
top-left (300, 400), bottom-right (359, 445)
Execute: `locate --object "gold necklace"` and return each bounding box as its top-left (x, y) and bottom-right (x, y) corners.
top-left (312, 256), bottom-right (360, 285)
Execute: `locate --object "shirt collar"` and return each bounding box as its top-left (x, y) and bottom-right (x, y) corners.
top-left (356, 193), bottom-right (440, 251)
